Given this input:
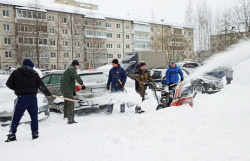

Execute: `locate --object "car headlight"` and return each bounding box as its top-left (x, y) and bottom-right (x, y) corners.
top-left (201, 80), bottom-right (211, 84)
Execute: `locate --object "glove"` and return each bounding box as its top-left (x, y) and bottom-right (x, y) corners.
top-left (121, 83), bottom-right (125, 88)
top-left (82, 85), bottom-right (87, 90)
top-left (107, 85), bottom-right (110, 90)
top-left (143, 83), bottom-right (149, 86)
top-left (73, 91), bottom-right (76, 96)
top-left (181, 78), bottom-right (184, 82)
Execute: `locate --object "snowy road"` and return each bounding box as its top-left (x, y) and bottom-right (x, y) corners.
top-left (1, 42), bottom-right (250, 161)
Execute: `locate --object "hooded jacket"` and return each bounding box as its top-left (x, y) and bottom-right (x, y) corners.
top-left (107, 64), bottom-right (127, 91)
top-left (165, 64), bottom-right (184, 85)
top-left (6, 66), bottom-right (51, 96)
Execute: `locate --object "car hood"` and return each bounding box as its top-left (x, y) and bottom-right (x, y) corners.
top-left (201, 74), bottom-right (221, 81)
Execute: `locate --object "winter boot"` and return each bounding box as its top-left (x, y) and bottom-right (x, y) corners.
top-left (32, 133), bottom-right (39, 140)
top-left (135, 106), bottom-right (145, 114)
top-left (106, 104), bottom-right (113, 114)
top-left (68, 119), bottom-right (78, 124)
top-left (120, 104), bottom-right (125, 113)
top-left (5, 134), bottom-right (16, 142)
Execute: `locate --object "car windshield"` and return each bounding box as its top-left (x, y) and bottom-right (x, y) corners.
top-left (122, 55), bottom-right (134, 62)
top-left (120, 64), bottom-right (130, 69)
top-left (80, 73), bottom-right (107, 83)
top-left (152, 71), bottom-right (162, 79)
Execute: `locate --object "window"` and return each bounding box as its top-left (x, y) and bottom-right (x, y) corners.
top-left (189, 32), bottom-right (192, 36)
top-left (3, 10), bottom-right (9, 17)
top-left (157, 28), bottom-right (161, 32)
top-left (39, 39), bottom-right (47, 45)
top-left (63, 29), bottom-right (67, 35)
top-left (125, 25), bottom-right (130, 29)
top-left (50, 40), bottom-right (56, 46)
top-left (118, 54), bottom-right (121, 59)
top-left (75, 30), bottom-right (80, 35)
top-left (116, 24), bottom-right (121, 28)
top-left (107, 33), bottom-right (112, 38)
top-left (3, 24), bottom-right (10, 31)
top-left (126, 35), bottom-right (130, 40)
top-left (51, 52), bottom-right (56, 59)
top-left (27, 11), bottom-right (32, 18)
top-left (50, 75), bottom-right (62, 85)
top-left (126, 44), bottom-right (130, 49)
top-left (4, 38), bottom-right (11, 45)
top-left (96, 22), bottom-right (101, 27)
top-left (86, 42), bottom-right (92, 48)
top-left (63, 41), bottom-right (68, 47)
top-left (106, 22), bottom-right (112, 28)
top-left (76, 53), bottom-right (81, 59)
top-left (189, 40), bottom-right (192, 44)
top-left (117, 44), bottom-right (121, 48)
top-left (49, 28), bottom-right (55, 34)
top-left (107, 54), bottom-right (113, 58)
top-left (64, 53), bottom-right (69, 59)
top-left (18, 26), bottom-right (28, 32)
top-left (117, 34), bottom-right (121, 39)
top-left (98, 43), bottom-right (102, 48)
top-left (5, 51), bottom-right (11, 58)
top-left (48, 16), bottom-right (54, 22)
top-left (106, 43), bottom-right (113, 49)
top-left (62, 18), bottom-right (67, 23)
top-left (76, 41), bottom-right (80, 47)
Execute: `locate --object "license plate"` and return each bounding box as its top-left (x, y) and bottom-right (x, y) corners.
top-left (91, 88), bottom-right (106, 93)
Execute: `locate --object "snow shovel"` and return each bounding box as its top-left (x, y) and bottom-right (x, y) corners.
top-left (52, 95), bottom-right (88, 106)
top-left (118, 79), bottom-right (127, 93)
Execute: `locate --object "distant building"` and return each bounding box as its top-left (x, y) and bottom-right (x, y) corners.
top-left (55, 0), bottom-right (98, 10)
top-left (0, 1), bottom-right (194, 69)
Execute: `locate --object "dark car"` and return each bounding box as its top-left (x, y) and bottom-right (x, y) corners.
top-left (152, 68), bottom-right (223, 94)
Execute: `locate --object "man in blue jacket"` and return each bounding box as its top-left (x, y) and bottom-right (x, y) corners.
top-left (106, 59), bottom-right (127, 114)
top-left (165, 61), bottom-right (184, 90)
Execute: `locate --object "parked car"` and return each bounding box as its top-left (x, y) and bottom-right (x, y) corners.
top-left (152, 68), bottom-right (223, 94)
top-left (176, 61), bottom-right (201, 69)
top-left (41, 70), bottom-right (108, 112)
top-left (0, 76), bottom-right (49, 122)
top-left (205, 65), bottom-right (233, 79)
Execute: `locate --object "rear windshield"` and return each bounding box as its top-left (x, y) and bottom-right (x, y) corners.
top-left (80, 73), bottom-right (107, 83)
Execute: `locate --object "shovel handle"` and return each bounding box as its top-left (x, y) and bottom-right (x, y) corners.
top-left (163, 82), bottom-right (180, 90)
top-left (52, 95), bottom-right (78, 103)
top-left (118, 79), bottom-right (127, 93)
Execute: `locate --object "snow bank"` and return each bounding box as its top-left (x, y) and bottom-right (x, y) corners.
top-left (0, 41), bottom-right (250, 161)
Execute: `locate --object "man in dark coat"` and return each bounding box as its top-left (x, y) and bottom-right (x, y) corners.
top-left (134, 61), bottom-right (154, 101)
top-left (106, 59), bottom-right (127, 114)
top-left (5, 59), bottom-right (52, 142)
top-left (60, 60), bottom-right (86, 124)
top-left (165, 61), bottom-right (184, 90)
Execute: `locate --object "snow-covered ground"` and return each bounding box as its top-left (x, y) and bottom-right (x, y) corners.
top-left (0, 41), bottom-right (250, 161)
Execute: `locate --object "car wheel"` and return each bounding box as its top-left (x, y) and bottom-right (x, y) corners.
top-left (57, 103), bottom-right (64, 114)
top-left (193, 85), bottom-right (205, 93)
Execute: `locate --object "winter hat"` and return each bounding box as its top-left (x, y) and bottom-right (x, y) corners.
top-left (23, 59), bottom-right (34, 68)
top-left (71, 60), bottom-right (79, 66)
top-left (170, 61), bottom-right (175, 65)
top-left (112, 59), bottom-right (119, 64)
top-left (139, 61), bottom-right (146, 67)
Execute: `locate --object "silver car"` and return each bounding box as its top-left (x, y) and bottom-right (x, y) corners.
top-left (41, 70), bottom-right (108, 112)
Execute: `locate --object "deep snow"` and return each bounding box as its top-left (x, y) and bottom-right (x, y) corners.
top-left (0, 41), bottom-right (250, 161)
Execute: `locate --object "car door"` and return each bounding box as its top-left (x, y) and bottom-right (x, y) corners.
top-left (46, 74), bottom-right (62, 96)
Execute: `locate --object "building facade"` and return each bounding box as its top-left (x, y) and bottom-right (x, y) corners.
top-left (0, 2), bottom-right (194, 69)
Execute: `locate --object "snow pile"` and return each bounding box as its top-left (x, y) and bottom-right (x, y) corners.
top-left (0, 41), bottom-right (250, 161)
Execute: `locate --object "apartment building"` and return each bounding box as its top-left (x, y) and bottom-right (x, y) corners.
top-left (210, 32), bottom-right (249, 54)
top-left (55, 0), bottom-right (98, 10)
top-left (0, 2), bottom-right (194, 69)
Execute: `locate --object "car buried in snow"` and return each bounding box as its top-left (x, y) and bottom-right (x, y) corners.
top-left (150, 68), bottom-right (224, 94)
top-left (41, 70), bottom-right (108, 113)
top-left (0, 76), bottom-right (50, 123)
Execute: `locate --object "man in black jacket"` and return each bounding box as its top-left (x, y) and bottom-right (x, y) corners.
top-left (5, 59), bottom-right (52, 142)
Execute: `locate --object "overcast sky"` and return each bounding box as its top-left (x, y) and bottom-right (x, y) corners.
top-left (80, 0), bottom-right (231, 25)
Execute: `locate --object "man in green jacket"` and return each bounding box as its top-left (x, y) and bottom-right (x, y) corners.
top-left (60, 60), bottom-right (86, 124)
